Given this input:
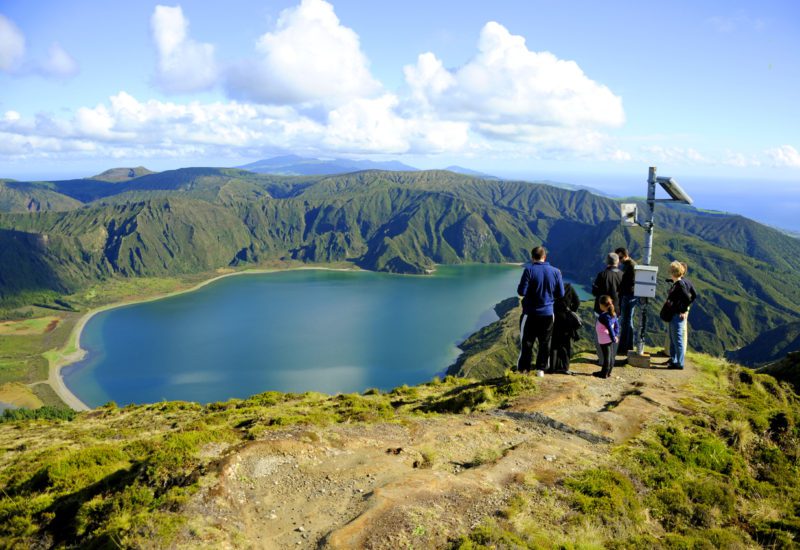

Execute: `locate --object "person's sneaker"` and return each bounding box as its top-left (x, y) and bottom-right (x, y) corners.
top-left (535, 370), bottom-right (545, 377)
top-left (555, 369), bottom-right (575, 375)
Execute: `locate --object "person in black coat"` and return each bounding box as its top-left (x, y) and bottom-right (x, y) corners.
top-left (549, 283), bottom-right (581, 375)
top-left (592, 252), bottom-right (623, 363)
top-left (615, 247), bottom-right (638, 356)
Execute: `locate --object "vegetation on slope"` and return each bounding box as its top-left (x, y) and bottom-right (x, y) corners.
top-left (1, 355), bottom-right (798, 548)
top-left (0, 372), bottom-right (535, 548)
top-left (0, 181), bottom-right (82, 213)
top-left (453, 355), bottom-right (800, 549)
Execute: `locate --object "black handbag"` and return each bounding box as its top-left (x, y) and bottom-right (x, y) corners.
top-left (659, 300), bottom-right (674, 322)
top-left (567, 310), bottom-right (583, 330)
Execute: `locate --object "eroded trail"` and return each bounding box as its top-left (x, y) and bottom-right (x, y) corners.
top-left (182, 357), bottom-right (695, 549)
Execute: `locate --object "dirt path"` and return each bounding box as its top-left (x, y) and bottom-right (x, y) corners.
top-left (181, 355), bottom-right (695, 549)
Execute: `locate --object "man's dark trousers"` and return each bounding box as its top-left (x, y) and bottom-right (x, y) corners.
top-left (517, 313), bottom-right (554, 372)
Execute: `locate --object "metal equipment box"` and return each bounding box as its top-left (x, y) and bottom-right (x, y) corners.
top-left (633, 265), bottom-right (659, 298)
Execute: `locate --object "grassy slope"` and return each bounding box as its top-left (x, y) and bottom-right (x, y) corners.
top-left (454, 354), bottom-right (800, 549)
top-left (0, 181), bottom-right (83, 213)
top-left (0, 356), bottom-right (797, 548)
top-left (0, 372), bottom-right (536, 548)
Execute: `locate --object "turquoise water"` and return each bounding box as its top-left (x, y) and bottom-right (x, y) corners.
top-left (64, 265), bottom-right (586, 406)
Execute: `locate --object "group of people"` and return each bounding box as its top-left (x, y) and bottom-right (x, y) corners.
top-left (515, 245), bottom-right (697, 378)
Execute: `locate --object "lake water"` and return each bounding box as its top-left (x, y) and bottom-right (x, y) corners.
top-left (64, 265), bottom-right (585, 407)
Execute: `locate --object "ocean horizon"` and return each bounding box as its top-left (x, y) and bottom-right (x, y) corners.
top-left (513, 172), bottom-right (800, 235)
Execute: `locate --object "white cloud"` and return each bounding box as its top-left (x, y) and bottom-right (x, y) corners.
top-left (151, 5), bottom-right (218, 93)
top-left (3, 110), bottom-right (21, 123)
top-left (0, 8), bottom-right (630, 161)
top-left (0, 14), bottom-right (632, 164)
top-left (227, 0), bottom-right (380, 106)
top-left (324, 95), bottom-right (410, 153)
top-left (722, 150), bottom-right (761, 168)
top-left (40, 42), bottom-right (79, 78)
top-left (0, 14), bottom-right (26, 72)
top-left (642, 145), bottom-right (708, 165)
top-left (0, 91), bottom-right (473, 161)
top-left (404, 22), bottom-right (625, 130)
top-left (324, 94), bottom-right (469, 154)
top-left (765, 145), bottom-right (800, 168)
top-left (709, 12), bottom-right (767, 33)
top-left (0, 92), bottom-right (322, 160)
top-left (403, 52), bottom-right (455, 109)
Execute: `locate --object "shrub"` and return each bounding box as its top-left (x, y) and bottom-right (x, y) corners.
top-left (1, 406), bottom-right (77, 423)
top-left (564, 469), bottom-right (642, 526)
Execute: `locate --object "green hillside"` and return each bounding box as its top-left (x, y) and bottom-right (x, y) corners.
top-left (0, 181), bottom-right (82, 213)
top-left (1, 169), bottom-right (799, 357)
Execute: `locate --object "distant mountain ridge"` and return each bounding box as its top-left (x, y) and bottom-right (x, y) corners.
top-left (1, 167), bottom-right (799, 357)
top-left (238, 155), bottom-right (419, 175)
top-left (444, 165), bottom-right (498, 179)
top-left (89, 166), bottom-right (156, 182)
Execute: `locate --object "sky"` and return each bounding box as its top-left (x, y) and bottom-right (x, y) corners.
top-left (1, 0), bottom-right (799, 224)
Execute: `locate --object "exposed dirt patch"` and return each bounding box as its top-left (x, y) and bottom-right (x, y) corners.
top-left (0, 382), bottom-right (44, 409)
top-left (0, 316), bottom-right (60, 336)
top-left (180, 356), bottom-right (697, 549)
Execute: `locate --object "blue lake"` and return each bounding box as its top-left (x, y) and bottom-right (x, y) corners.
top-left (64, 264), bottom-right (587, 406)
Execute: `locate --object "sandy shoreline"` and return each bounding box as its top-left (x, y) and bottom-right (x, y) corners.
top-left (48, 265), bottom-right (361, 411)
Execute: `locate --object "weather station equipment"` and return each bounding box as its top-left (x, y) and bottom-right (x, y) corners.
top-left (621, 167), bottom-right (693, 368)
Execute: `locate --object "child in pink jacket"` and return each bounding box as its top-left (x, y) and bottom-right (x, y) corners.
top-left (595, 295), bottom-right (620, 379)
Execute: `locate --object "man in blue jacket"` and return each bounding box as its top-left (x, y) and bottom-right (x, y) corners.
top-left (517, 246), bottom-right (565, 376)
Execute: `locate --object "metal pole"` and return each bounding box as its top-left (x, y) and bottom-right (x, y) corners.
top-left (636, 167), bottom-right (657, 355)
top-left (643, 166), bottom-right (656, 265)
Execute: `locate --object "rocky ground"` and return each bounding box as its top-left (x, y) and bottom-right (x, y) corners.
top-left (179, 354), bottom-right (693, 549)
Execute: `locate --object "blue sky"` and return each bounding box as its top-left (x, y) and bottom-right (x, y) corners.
top-left (1, 0), bottom-right (798, 192)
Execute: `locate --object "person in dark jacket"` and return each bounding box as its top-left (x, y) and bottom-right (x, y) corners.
top-left (615, 247), bottom-right (638, 356)
top-left (592, 253), bottom-right (623, 363)
top-left (664, 261), bottom-right (696, 370)
top-left (550, 283), bottom-right (581, 375)
top-left (516, 246), bottom-right (565, 376)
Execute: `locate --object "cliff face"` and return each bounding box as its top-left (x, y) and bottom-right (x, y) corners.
top-left (2, 351), bottom-right (798, 549)
top-left (758, 350), bottom-right (800, 392)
